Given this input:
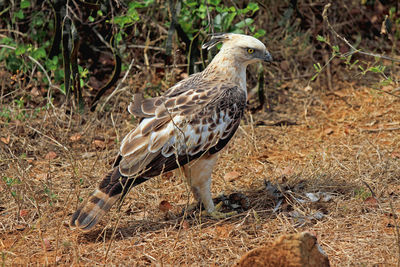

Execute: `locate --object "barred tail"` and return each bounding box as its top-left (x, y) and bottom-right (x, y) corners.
top-left (70, 167), bottom-right (148, 231)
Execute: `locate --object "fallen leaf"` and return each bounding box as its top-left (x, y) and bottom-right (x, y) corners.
top-left (364, 197), bottom-right (378, 208)
top-left (92, 139), bottom-right (106, 149)
top-left (162, 171), bottom-right (174, 179)
top-left (43, 238), bottom-right (52, 251)
top-left (36, 173), bottom-right (49, 181)
top-left (391, 151), bottom-right (400, 159)
top-left (159, 200), bottom-right (173, 212)
top-left (45, 151), bottom-right (57, 160)
top-left (15, 224), bottom-right (26, 231)
top-left (30, 87), bottom-right (40, 97)
top-left (324, 128), bottom-right (334, 135)
top-left (280, 60), bottom-right (290, 71)
top-left (333, 90), bottom-right (347, 98)
top-left (70, 133), bottom-right (82, 142)
top-left (303, 85), bottom-right (312, 92)
top-left (224, 171), bottom-right (240, 181)
top-left (19, 209), bottom-right (29, 217)
top-left (0, 135), bottom-right (10, 144)
top-left (182, 220), bottom-right (189, 230)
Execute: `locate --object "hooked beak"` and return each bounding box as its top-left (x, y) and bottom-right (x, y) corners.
top-left (264, 51), bottom-right (273, 62)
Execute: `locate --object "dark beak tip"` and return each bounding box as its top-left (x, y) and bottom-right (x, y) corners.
top-left (264, 53), bottom-right (273, 62)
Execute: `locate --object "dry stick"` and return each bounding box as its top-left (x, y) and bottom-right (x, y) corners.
top-left (323, 52), bottom-right (333, 91)
top-left (100, 57), bottom-right (135, 112)
top-left (26, 125), bottom-right (69, 151)
top-left (127, 44), bottom-right (166, 52)
top-left (360, 127), bottom-right (400, 133)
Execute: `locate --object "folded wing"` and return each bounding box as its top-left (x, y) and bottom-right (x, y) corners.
top-left (119, 81), bottom-right (246, 177)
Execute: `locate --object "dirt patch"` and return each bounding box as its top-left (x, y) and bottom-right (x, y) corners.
top-left (1, 83), bottom-right (399, 266)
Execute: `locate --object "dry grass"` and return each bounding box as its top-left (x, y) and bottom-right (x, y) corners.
top-left (1, 82), bottom-right (400, 266)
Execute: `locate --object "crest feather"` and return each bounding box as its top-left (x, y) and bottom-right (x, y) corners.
top-left (202, 33), bottom-right (232, 50)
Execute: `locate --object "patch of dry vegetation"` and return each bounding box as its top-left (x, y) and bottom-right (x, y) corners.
top-left (1, 81), bottom-right (399, 266)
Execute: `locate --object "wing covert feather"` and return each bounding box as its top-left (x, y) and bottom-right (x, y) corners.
top-left (119, 81), bottom-right (246, 177)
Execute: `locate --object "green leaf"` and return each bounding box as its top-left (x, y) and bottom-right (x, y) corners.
top-left (184, 0), bottom-right (198, 8)
top-left (207, 0), bottom-right (221, 6)
top-left (235, 18), bottom-right (254, 29)
top-left (313, 63), bottom-right (322, 71)
top-left (31, 47), bottom-right (46, 60)
top-left (15, 10), bottom-right (24, 19)
top-left (0, 37), bottom-right (14, 45)
top-left (21, 0), bottom-right (30, 9)
top-left (311, 73), bottom-right (318, 81)
top-left (316, 35), bottom-right (326, 43)
top-left (15, 45), bottom-right (27, 56)
top-left (254, 29), bottom-right (266, 38)
top-left (228, 6), bottom-right (236, 12)
top-left (247, 2), bottom-right (259, 13)
top-left (88, 16), bottom-right (94, 22)
top-left (368, 66), bottom-right (385, 73)
top-left (45, 56), bottom-right (59, 71)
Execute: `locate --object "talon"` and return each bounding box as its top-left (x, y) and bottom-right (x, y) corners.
top-left (214, 201), bottom-right (223, 211)
top-left (202, 201), bottom-right (237, 219)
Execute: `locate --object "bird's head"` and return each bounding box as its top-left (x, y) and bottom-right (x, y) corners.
top-left (202, 33), bottom-right (272, 65)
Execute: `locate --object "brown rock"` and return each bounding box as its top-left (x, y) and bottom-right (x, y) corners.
top-left (234, 232), bottom-right (330, 267)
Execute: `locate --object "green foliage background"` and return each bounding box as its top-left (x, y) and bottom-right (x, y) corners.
top-left (0, 0), bottom-right (399, 116)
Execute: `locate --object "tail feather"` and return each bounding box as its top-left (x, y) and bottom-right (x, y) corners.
top-left (71, 167), bottom-right (149, 231)
top-left (70, 189), bottom-right (120, 231)
top-left (71, 167), bottom-right (123, 231)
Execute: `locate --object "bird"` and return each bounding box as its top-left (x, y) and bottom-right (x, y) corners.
top-left (70, 33), bottom-right (273, 231)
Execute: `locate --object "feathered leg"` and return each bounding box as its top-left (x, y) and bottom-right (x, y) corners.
top-left (70, 167), bottom-right (147, 231)
top-left (183, 152), bottom-right (236, 219)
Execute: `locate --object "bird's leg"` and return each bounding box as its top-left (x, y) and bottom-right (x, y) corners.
top-left (183, 153), bottom-right (236, 219)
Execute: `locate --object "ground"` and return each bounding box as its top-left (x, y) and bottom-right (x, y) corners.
top-left (1, 81), bottom-right (399, 266)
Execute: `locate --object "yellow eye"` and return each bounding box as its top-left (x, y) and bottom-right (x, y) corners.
top-left (247, 48), bottom-right (254, 54)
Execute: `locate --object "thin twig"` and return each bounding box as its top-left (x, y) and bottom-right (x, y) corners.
top-left (127, 44), bottom-right (166, 52)
top-left (100, 57), bottom-right (135, 112)
top-left (26, 125), bottom-right (69, 151)
top-left (360, 127), bottom-right (400, 133)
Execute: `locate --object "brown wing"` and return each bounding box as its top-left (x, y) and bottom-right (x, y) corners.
top-left (119, 82), bottom-right (246, 177)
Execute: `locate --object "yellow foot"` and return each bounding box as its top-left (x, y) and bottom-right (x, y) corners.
top-left (202, 202), bottom-right (237, 219)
